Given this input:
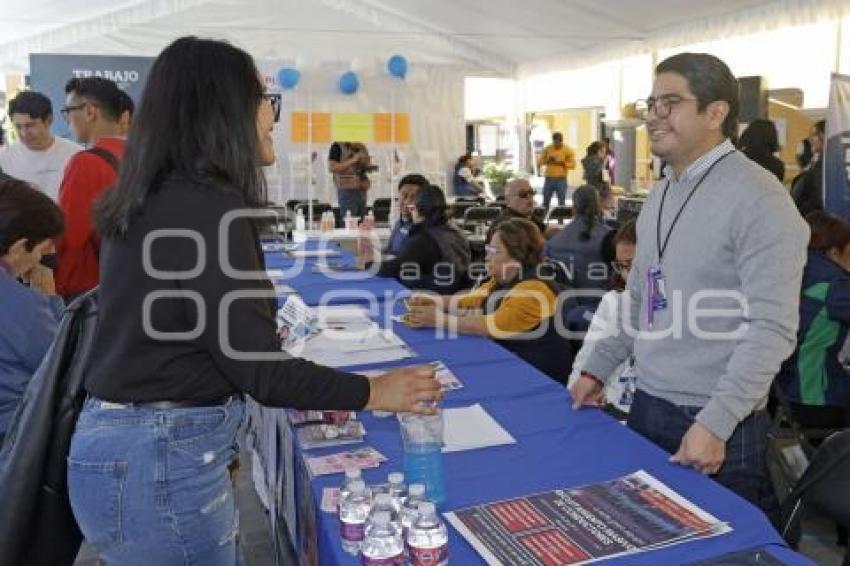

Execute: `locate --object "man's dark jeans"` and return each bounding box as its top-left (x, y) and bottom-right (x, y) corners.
top-left (627, 388), bottom-right (779, 524)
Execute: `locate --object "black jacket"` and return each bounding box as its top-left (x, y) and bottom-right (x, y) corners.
top-left (0, 291), bottom-right (98, 565)
top-left (792, 157), bottom-right (824, 217)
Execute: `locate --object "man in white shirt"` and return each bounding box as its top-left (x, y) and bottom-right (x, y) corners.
top-left (0, 91), bottom-right (80, 200)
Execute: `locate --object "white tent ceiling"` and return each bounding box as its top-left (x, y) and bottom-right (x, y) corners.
top-left (1, 0), bottom-right (849, 77)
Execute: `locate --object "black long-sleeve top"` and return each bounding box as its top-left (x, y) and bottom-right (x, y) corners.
top-left (374, 223), bottom-right (441, 280)
top-left (85, 176), bottom-right (370, 409)
top-left (370, 223), bottom-right (469, 293)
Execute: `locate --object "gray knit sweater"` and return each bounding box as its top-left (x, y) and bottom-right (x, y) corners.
top-left (583, 140), bottom-right (809, 441)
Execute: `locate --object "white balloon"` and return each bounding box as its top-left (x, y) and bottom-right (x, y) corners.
top-left (295, 54), bottom-right (316, 72)
top-left (349, 57), bottom-right (364, 72)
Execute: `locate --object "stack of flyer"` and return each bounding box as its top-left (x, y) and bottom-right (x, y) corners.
top-left (296, 420), bottom-right (366, 450)
top-left (359, 360), bottom-right (464, 392)
top-left (445, 470), bottom-right (731, 565)
top-left (306, 447), bottom-right (387, 477)
top-left (280, 304), bottom-right (414, 367)
top-left (275, 294), bottom-right (319, 349)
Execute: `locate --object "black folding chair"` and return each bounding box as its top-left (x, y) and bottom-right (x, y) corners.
top-left (294, 202), bottom-right (332, 227)
top-left (256, 205), bottom-right (289, 236)
top-left (779, 429), bottom-right (850, 566)
top-left (286, 198), bottom-right (320, 211)
top-left (531, 207), bottom-right (547, 225)
top-left (449, 202), bottom-right (476, 220)
top-left (462, 206), bottom-right (502, 231)
top-left (545, 205), bottom-right (574, 225)
top-left (454, 196), bottom-right (485, 206)
top-left (772, 382), bottom-right (837, 457)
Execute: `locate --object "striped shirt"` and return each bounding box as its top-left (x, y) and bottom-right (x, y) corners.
top-left (663, 138), bottom-right (736, 183)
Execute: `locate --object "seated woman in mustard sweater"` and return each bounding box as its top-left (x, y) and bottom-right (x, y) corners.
top-left (405, 218), bottom-right (573, 383)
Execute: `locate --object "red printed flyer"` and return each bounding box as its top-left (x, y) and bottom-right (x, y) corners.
top-left (444, 470), bottom-right (731, 565)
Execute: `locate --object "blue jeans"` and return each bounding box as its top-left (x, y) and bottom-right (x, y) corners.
top-left (68, 397), bottom-right (246, 565)
top-left (337, 188), bottom-right (367, 219)
top-left (627, 389), bottom-right (778, 523)
top-left (542, 177), bottom-right (567, 209)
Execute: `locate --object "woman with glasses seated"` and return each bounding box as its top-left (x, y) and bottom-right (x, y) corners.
top-left (774, 211), bottom-right (850, 432)
top-left (405, 218), bottom-right (573, 384)
top-left (361, 184), bottom-right (471, 294)
top-left (567, 220), bottom-right (637, 416)
top-left (0, 178), bottom-right (64, 444)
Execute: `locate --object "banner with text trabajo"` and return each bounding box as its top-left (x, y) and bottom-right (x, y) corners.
top-left (29, 54), bottom-right (154, 139)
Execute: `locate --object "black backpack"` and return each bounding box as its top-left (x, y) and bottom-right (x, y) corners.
top-left (0, 290), bottom-right (99, 565)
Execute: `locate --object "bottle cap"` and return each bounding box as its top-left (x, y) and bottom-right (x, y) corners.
top-left (408, 483), bottom-right (425, 497)
top-left (417, 502), bottom-right (436, 516)
top-left (345, 468), bottom-right (361, 480)
top-left (374, 493), bottom-right (392, 505)
top-left (388, 472), bottom-right (404, 485)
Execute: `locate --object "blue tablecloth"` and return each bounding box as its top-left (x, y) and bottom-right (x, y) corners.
top-left (257, 242), bottom-right (813, 566)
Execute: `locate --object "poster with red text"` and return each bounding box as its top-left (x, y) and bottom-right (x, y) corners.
top-left (444, 470), bottom-right (730, 565)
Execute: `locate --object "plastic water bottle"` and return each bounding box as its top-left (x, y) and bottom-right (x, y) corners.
top-left (387, 472), bottom-right (407, 512)
top-left (368, 492), bottom-right (399, 530)
top-left (361, 511), bottom-right (403, 565)
top-left (293, 208), bottom-right (308, 243)
top-left (338, 468), bottom-right (362, 510)
top-left (400, 412), bottom-right (446, 505)
top-left (399, 483), bottom-right (426, 539)
top-left (406, 502), bottom-right (449, 566)
top-left (339, 479), bottom-right (370, 555)
top-left (344, 210), bottom-right (355, 231)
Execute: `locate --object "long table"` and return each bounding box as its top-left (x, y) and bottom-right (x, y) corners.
top-left (249, 240), bottom-right (813, 565)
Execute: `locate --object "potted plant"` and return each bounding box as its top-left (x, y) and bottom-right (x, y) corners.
top-left (481, 160), bottom-right (515, 197)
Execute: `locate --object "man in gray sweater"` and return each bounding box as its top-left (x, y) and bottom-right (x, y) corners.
top-left (571, 53), bottom-right (809, 516)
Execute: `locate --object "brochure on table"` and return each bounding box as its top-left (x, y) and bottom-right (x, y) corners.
top-left (359, 360), bottom-right (464, 392)
top-left (445, 470), bottom-right (731, 565)
top-left (306, 446), bottom-right (387, 478)
top-left (277, 299), bottom-right (414, 367)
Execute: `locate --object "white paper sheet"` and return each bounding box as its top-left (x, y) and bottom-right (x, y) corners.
top-left (314, 305), bottom-right (372, 326)
top-left (288, 249), bottom-right (341, 259)
top-left (288, 325), bottom-right (414, 368)
top-left (441, 404), bottom-right (516, 453)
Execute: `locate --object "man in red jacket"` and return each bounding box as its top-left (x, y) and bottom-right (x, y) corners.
top-left (55, 77), bottom-right (126, 299)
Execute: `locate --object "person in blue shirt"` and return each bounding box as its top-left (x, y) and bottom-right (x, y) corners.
top-left (0, 178), bottom-right (65, 443)
top-left (776, 211), bottom-right (850, 431)
top-left (452, 153), bottom-right (484, 197)
top-left (385, 173), bottom-right (429, 257)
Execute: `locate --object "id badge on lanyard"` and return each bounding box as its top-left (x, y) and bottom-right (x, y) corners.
top-left (649, 149), bottom-right (734, 329)
top-left (646, 264), bottom-right (667, 328)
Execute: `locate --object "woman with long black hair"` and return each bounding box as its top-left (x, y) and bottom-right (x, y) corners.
top-left (544, 185), bottom-right (612, 293)
top-left (363, 184), bottom-right (471, 294)
top-left (68, 36), bottom-right (440, 565)
top-left (739, 118), bottom-right (785, 182)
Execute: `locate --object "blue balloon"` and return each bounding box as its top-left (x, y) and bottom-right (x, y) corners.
top-left (387, 54), bottom-right (408, 79)
top-left (277, 67), bottom-right (300, 90)
top-left (339, 71), bottom-right (359, 95)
